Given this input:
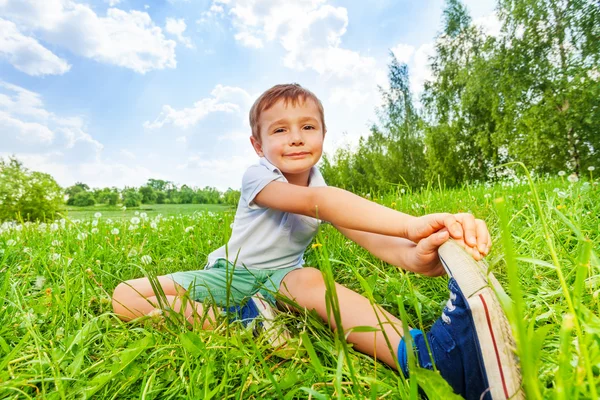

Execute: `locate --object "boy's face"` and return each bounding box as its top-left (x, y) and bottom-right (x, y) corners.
top-left (251, 98), bottom-right (325, 182)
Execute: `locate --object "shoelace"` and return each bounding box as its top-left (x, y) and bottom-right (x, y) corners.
top-left (442, 292), bottom-right (458, 324)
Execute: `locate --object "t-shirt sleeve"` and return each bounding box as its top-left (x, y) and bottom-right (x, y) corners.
top-left (242, 164), bottom-right (285, 209)
top-left (310, 167), bottom-right (328, 187)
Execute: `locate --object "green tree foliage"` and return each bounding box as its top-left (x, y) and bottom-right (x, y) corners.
top-left (324, 0), bottom-right (599, 188)
top-left (73, 191), bottom-right (96, 206)
top-left (65, 182), bottom-right (90, 206)
top-left (495, 0), bottom-right (600, 174)
top-left (321, 56), bottom-right (426, 191)
top-left (0, 157), bottom-right (63, 222)
top-left (223, 188), bottom-right (241, 206)
top-left (122, 188), bottom-right (142, 207)
top-left (139, 185), bottom-right (157, 204)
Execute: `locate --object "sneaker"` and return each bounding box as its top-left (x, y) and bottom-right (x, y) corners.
top-left (429, 239), bottom-right (523, 399)
top-left (224, 293), bottom-right (293, 356)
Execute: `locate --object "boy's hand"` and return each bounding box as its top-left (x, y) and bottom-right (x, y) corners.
top-left (407, 213), bottom-right (491, 261)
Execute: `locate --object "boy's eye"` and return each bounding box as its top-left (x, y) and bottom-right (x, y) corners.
top-left (273, 128), bottom-right (285, 133)
top-left (303, 125), bottom-right (315, 130)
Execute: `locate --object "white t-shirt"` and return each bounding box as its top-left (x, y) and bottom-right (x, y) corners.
top-left (206, 157), bottom-right (327, 270)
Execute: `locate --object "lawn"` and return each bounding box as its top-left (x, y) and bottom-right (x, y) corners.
top-left (0, 177), bottom-right (598, 399)
top-left (61, 203), bottom-right (232, 220)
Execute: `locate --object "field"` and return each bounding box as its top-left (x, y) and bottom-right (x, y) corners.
top-left (0, 177), bottom-right (598, 399)
top-left (62, 203), bottom-right (232, 220)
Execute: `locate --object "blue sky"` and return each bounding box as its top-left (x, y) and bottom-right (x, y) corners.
top-left (0, 0), bottom-right (498, 190)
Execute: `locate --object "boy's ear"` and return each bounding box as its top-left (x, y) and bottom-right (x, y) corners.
top-left (250, 135), bottom-right (264, 157)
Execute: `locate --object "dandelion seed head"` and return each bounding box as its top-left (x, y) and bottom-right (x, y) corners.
top-left (185, 226), bottom-right (194, 233)
top-left (567, 174), bottom-right (579, 183)
top-left (588, 166), bottom-right (595, 171)
top-left (484, 193), bottom-right (491, 199)
top-left (558, 170), bottom-right (566, 177)
top-left (128, 249), bottom-right (138, 258)
top-left (94, 212), bottom-right (102, 219)
top-left (134, 211), bottom-right (140, 216)
top-left (77, 232), bottom-right (87, 240)
top-left (111, 228), bottom-right (119, 235)
top-left (140, 212), bottom-right (147, 219)
top-left (130, 217), bottom-right (140, 225)
top-left (91, 228), bottom-right (99, 234)
top-left (141, 255), bottom-right (152, 265)
top-left (35, 276), bottom-right (46, 289)
top-left (122, 206), bottom-right (127, 211)
top-left (150, 222), bottom-right (157, 229)
top-left (557, 191), bottom-right (568, 198)
top-left (91, 219), bottom-right (98, 227)
top-left (52, 240), bottom-right (61, 246)
top-left (6, 239), bottom-right (16, 246)
top-left (51, 253), bottom-right (60, 261)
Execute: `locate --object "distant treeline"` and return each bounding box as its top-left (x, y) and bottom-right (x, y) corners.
top-left (65, 179), bottom-right (240, 207)
top-left (320, 0), bottom-right (599, 192)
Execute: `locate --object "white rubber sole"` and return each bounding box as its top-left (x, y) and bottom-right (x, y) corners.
top-left (438, 239), bottom-right (524, 400)
top-left (251, 293), bottom-right (294, 358)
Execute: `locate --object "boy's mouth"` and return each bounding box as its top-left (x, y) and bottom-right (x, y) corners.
top-left (284, 152), bottom-right (311, 158)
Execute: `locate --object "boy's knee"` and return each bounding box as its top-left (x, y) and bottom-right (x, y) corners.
top-left (282, 267), bottom-right (326, 294)
top-left (112, 281), bottom-right (128, 306)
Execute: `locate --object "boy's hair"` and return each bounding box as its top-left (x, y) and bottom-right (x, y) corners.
top-left (249, 83), bottom-right (326, 141)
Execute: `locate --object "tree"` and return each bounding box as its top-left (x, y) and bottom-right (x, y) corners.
top-left (122, 188), bottom-right (142, 207)
top-left (495, 0), bottom-right (600, 174)
top-left (139, 185), bottom-right (157, 204)
top-left (65, 182), bottom-right (90, 205)
top-left (320, 54), bottom-right (426, 191)
top-left (0, 157), bottom-right (63, 222)
top-left (422, 0), bottom-right (501, 185)
top-left (73, 191), bottom-right (95, 206)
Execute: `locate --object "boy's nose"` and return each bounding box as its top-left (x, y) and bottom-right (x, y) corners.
top-left (289, 130), bottom-right (304, 145)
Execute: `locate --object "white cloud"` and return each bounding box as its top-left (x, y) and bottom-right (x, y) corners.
top-left (0, 81), bottom-right (103, 157)
top-left (0, 111), bottom-right (54, 144)
top-left (165, 17), bottom-right (193, 49)
top-left (105, 0), bottom-right (122, 6)
top-left (144, 84), bottom-right (252, 130)
top-left (0, 0), bottom-right (177, 74)
top-left (208, 0), bottom-right (375, 79)
top-left (474, 13), bottom-right (502, 37)
top-left (119, 149), bottom-right (136, 160)
top-left (176, 136), bottom-right (187, 143)
top-left (0, 18), bottom-right (71, 76)
top-left (217, 131), bottom-right (248, 141)
top-left (390, 43), bottom-right (415, 64)
top-left (409, 43), bottom-right (436, 96)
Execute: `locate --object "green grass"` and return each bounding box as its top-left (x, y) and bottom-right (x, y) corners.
top-left (61, 203), bottom-right (232, 220)
top-left (0, 177), bottom-right (598, 399)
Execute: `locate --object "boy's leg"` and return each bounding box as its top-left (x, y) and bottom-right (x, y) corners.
top-left (279, 267), bottom-right (404, 368)
top-left (281, 240), bottom-right (523, 400)
top-left (112, 276), bottom-right (217, 329)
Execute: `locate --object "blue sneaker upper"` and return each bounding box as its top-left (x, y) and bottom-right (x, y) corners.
top-left (223, 298), bottom-right (261, 327)
top-left (398, 278), bottom-right (491, 400)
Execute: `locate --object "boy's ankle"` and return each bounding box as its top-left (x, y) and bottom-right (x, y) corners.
top-left (397, 328), bottom-right (436, 377)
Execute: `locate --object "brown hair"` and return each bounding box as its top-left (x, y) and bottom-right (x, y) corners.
top-left (249, 83), bottom-right (326, 141)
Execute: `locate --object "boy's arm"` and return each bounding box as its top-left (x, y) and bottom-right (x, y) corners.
top-left (334, 226), bottom-right (446, 276)
top-left (255, 182), bottom-right (461, 241)
top-left (254, 181), bottom-right (490, 259)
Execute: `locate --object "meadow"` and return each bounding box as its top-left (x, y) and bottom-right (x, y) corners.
top-left (0, 176), bottom-right (598, 399)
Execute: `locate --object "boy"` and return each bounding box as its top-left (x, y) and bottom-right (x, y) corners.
top-left (112, 84), bottom-right (522, 399)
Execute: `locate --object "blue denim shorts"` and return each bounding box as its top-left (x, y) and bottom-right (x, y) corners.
top-left (167, 259), bottom-right (301, 306)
